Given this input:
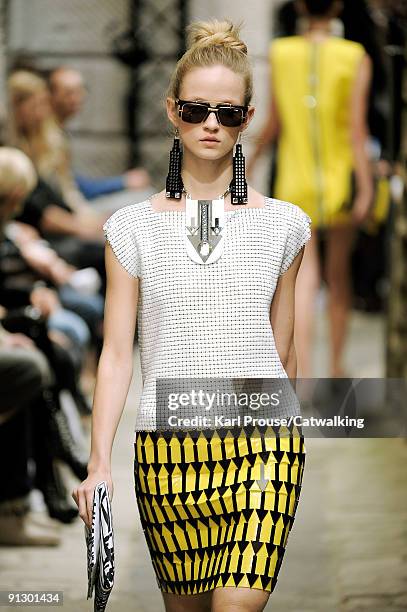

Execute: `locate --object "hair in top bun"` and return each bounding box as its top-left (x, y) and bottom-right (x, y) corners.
top-left (167, 19), bottom-right (253, 106)
top-left (187, 20), bottom-right (248, 54)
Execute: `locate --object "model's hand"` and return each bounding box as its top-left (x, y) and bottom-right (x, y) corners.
top-left (72, 471), bottom-right (113, 529)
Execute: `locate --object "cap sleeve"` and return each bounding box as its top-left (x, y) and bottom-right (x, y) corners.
top-left (279, 205), bottom-right (312, 276)
top-left (102, 207), bottom-right (140, 279)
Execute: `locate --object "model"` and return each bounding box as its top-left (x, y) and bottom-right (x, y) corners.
top-left (73, 19), bottom-right (312, 612)
top-left (248, 0), bottom-right (374, 379)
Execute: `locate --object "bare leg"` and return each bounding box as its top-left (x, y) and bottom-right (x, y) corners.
top-left (293, 230), bottom-right (321, 377)
top-left (211, 586), bottom-right (270, 611)
top-left (324, 223), bottom-right (356, 377)
top-left (162, 590), bottom-right (212, 612)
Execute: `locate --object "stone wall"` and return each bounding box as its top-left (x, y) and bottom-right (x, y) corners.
top-left (3, 0), bottom-right (281, 191)
top-left (5, 0), bottom-right (131, 175)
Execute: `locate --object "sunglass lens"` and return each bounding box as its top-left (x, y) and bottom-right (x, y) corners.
top-left (181, 103), bottom-right (207, 123)
top-left (218, 107), bottom-right (244, 127)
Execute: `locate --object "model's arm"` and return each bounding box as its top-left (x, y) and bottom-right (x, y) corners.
top-left (270, 247), bottom-right (304, 379)
top-left (72, 243), bottom-right (139, 527)
top-left (350, 53), bottom-right (374, 224)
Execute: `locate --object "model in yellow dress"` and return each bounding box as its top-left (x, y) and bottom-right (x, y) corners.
top-left (248, 0), bottom-right (374, 378)
top-left (270, 34), bottom-right (365, 227)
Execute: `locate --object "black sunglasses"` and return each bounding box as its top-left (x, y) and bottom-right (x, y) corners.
top-left (176, 99), bottom-right (248, 127)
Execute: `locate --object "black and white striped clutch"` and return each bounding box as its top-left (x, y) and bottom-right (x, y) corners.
top-left (84, 481), bottom-right (115, 612)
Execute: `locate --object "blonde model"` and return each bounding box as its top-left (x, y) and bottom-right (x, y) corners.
top-left (73, 19), bottom-right (312, 612)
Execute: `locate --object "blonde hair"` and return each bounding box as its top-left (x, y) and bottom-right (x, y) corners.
top-left (7, 70), bottom-right (49, 162)
top-left (0, 147), bottom-right (37, 202)
top-left (168, 19), bottom-right (253, 105)
top-left (7, 70), bottom-right (47, 107)
top-left (7, 70), bottom-right (64, 178)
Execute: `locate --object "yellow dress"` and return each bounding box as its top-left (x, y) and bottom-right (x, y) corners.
top-left (270, 36), bottom-right (366, 228)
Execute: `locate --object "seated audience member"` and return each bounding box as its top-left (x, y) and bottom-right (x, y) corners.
top-left (0, 335), bottom-right (62, 545)
top-left (7, 69), bottom-right (108, 216)
top-left (8, 219), bottom-right (104, 350)
top-left (0, 148), bottom-right (92, 522)
top-left (48, 66), bottom-right (150, 199)
top-left (0, 314), bottom-right (91, 531)
top-left (13, 176), bottom-right (107, 293)
top-left (0, 147), bottom-right (97, 411)
top-left (0, 147), bottom-right (103, 361)
top-left (6, 70), bottom-right (108, 284)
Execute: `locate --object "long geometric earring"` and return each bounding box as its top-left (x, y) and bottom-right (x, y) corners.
top-left (231, 132), bottom-right (248, 204)
top-left (165, 128), bottom-right (183, 199)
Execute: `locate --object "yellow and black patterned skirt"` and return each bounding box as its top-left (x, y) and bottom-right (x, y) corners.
top-left (134, 424), bottom-right (306, 595)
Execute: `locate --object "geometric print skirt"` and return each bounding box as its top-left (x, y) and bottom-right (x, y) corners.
top-left (134, 423), bottom-right (306, 595)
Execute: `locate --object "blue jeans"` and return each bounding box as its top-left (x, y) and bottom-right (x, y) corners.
top-left (47, 307), bottom-right (90, 348)
top-left (58, 284), bottom-right (104, 343)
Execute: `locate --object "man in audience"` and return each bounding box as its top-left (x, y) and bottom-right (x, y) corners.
top-left (48, 66), bottom-right (151, 200)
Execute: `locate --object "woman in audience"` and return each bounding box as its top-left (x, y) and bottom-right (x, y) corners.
top-left (7, 70), bottom-right (107, 233)
top-left (0, 147), bottom-right (94, 415)
top-left (0, 147), bottom-right (96, 363)
top-left (12, 176), bottom-right (108, 295)
top-left (6, 73), bottom-right (108, 289)
top-left (0, 148), bottom-right (92, 525)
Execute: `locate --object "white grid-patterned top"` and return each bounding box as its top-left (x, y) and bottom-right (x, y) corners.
top-left (103, 196), bottom-right (312, 431)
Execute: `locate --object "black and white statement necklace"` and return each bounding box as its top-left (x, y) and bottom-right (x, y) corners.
top-left (183, 186), bottom-right (231, 265)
